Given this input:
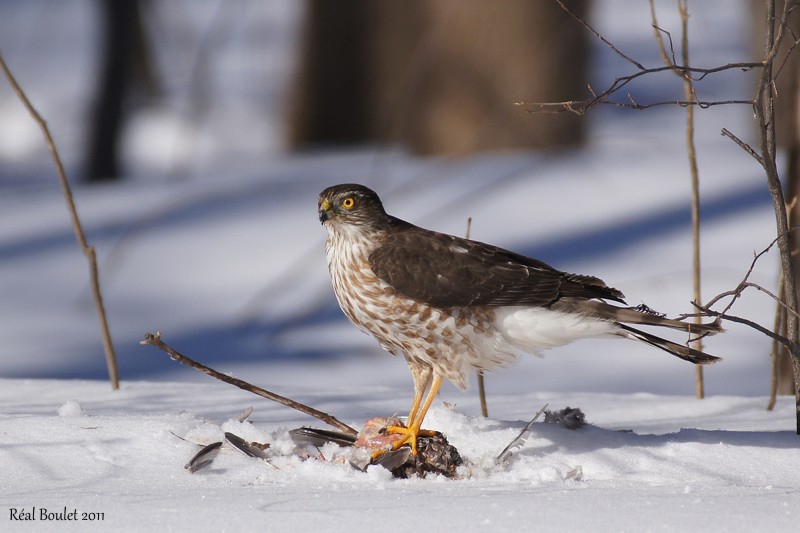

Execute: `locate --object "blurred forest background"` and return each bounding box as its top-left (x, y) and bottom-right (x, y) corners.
top-left (3, 0), bottom-right (593, 186)
top-left (6, 0), bottom-right (798, 182)
top-left (2, 0), bottom-right (800, 399)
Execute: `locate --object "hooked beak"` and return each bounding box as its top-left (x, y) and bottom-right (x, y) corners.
top-left (318, 199), bottom-right (332, 224)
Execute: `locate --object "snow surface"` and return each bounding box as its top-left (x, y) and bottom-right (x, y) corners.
top-left (2, 1), bottom-right (799, 532)
top-left (2, 380), bottom-right (798, 532)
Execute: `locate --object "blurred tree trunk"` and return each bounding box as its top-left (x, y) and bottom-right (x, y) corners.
top-left (754, 0), bottom-right (799, 395)
top-left (85, 0), bottom-right (153, 183)
top-left (288, 0), bottom-right (589, 155)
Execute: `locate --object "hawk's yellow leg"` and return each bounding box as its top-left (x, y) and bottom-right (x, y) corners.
top-left (374, 375), bottom-right (443, 458)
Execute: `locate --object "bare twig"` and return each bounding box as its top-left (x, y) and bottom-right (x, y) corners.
top-left (691, 228), bottom-right (800, 411)
top-left (769, 274), bottom-right (786, 411)
top-left (695, 232), bottom-right (786, 317)
top-left (675, 0), bottom-right (706, 400)
top-left (694, 306), bottom-right (800, 353)
top-left (140, 332), bottom-right (358, 436)
top-left (0, 51), bottom-right (119, 390)
top-left (649, 0), bottom-right (706, 398)
top-left (554, 0), bottom-right (645, 70)
top-left (465, 217), bottom-right (489, 418)
top-left (702, 281), bottom-right (800, 321)
top-left (721, 128), bottom-right (764, 165)
top-left (516, 62), bottom-right (759, 115)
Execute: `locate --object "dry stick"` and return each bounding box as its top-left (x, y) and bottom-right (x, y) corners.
top-left (721, 128), bottom-right (764, 165)
top-left (0, 52), bottom-right (119, 390)
top-left (555, 0), bottom-right (645, 70)
top-left (516, 61), bottom-right (759, 114)
top-left (140, 332), bottom-right (358, 436)
top-left (649, 0), bottom-right (706, 399)
top-left (697, 307), bottom-right (799, 353)
top-left (549, 0), bottom-right (756, 115)
top-left (698, 232), bottom-right (795, 319)
top-left (464, 217), bottom-right (489, 418)
top-left (544, 1), bottom-right (756, 114)
top-left (677, 0), bottom-right (706, 400)
top-left (769, 276), bottom-right (786, 411)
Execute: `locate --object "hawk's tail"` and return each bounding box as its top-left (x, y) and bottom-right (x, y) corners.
top-left (618, 324), bottom-right (721, 365)
top-left (554, 299), bottom-right (724, 336)
top-left (610, 303), bottom-right (724, 336)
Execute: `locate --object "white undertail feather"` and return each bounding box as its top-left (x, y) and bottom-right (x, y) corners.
top-left (494, 306), bottom-right (621, 356)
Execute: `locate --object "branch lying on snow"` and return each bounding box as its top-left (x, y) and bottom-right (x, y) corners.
top-left (140, 332), bottom-right (358, 436)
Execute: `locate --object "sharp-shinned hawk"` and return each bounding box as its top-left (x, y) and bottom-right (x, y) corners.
top-left (318, 183), bottom-right (721, 456)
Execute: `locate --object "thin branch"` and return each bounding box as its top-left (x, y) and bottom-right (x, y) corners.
top-left (0, 51), bottom-right (119, 390)
top-left (721, 128), bottom-right (764, 165)
top-left (554, 0), bottom-right (645, 70)
top-left (699, 232), bottom-right (782, 315)
top-left (680, 0), bottom-right (704, 398)
top-left (769, 274), bottom-right (786, 411)
top-left (689, 228), bottom-right (800, 408)
top-left (647, 0), bottom-right (705, 398)
top-left (140, 332), bottom-right (358, 436)
top-left (465, 216), bottom-right (489, 419)
top-left (517, 61), bottom-right (758, 115)
top-left (695, 306), bottom-right (800, 353)
top-left (520, 97), bottom-right (755, 115)
top-left (649, 0), bottom-right (678, 71)
top-left (703, 281), bottom-right (800, 321)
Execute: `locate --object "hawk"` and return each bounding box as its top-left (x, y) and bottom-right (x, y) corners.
top-left (318, 183), bottom-right (721, 456)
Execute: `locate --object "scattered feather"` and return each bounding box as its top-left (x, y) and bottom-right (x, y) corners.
top-left (496, 403), bottom-right (549, 465)
top-left (236, 407), bottom-right (253, 423)
top-left (185, 441), bottom-right (222, 473)
top-left (564, 465), bottom-right (583, 481)
top-left (350, 447), bottom-right (412, 473)
top-left (544, 406), bottom-right (586, 429)
top-left (224, 432), bottom-right (269, 459)
top-left (289, 427), bottom-right (357, 448)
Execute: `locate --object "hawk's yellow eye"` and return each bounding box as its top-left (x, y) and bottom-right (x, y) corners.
top-left (342, 197), bottom-right (355, 210)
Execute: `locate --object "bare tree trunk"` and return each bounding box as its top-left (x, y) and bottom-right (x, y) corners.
top-left (85, 0), bottom-right (150, 182)
top-left (753, 0), bottom-right (799, 399)
top-left (288, 0), bottom-right (589, 155)
top-left (781, 59), bottom-right (800, 397)
top-left (756, 0), bottom-right (800, 433)
top-left (286, 0), bottom-right (372, 147)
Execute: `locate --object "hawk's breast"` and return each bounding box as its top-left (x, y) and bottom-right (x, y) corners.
top-left (324, 226), bottom-right (517, 389)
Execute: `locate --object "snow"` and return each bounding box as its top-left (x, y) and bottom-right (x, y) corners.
top-left (2, 380), bottom-right (798, 532)
top-left (2, 0), bottom-right (799, 532)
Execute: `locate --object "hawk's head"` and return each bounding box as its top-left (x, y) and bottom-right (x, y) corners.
top-left (318, 184), bottom-right (390, 229)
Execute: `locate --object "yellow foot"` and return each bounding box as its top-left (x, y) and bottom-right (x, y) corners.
top-left (369, 422), bottom-right (440, 460)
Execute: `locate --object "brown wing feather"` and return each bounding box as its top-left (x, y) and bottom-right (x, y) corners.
top-left (369, 218), bottom-right (626, 308)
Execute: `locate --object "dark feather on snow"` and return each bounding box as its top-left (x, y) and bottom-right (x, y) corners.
top-left (289, 427), bottom-right (357, 448)
top-left (224, 432), bottom-right (270, 459)
top-left (544, 407), bottom-right (587, 430)
top-left (185, 441), bottom-right (222, 473)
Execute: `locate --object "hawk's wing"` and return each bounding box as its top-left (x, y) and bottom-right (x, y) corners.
top-left (369, 219), bottom-right (625, 308)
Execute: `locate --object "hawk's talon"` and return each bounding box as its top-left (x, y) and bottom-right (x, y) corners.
top-left (380, 424), bottom-right (440, 457)
top-left (366, 423), bottom-right (441, 462)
